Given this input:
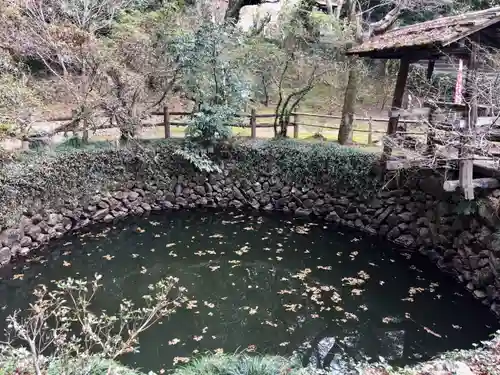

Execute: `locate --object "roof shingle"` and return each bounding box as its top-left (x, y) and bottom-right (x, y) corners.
top-left (347, 7), bottom-right (500, 57)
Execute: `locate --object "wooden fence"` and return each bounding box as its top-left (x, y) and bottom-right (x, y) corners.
top-left (150, 107), bottom-right (421, 143)
top-left (41, 106), bottom-right (424, 144)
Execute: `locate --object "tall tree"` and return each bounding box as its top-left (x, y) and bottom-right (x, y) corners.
top-left (337, 0), bottom-right (446, 145)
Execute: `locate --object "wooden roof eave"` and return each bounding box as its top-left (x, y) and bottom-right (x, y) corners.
top-left (347, 42), bottom-right (473, 60)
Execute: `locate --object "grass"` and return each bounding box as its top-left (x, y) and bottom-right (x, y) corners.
top-left (171, 353), bottom-right (308, 375)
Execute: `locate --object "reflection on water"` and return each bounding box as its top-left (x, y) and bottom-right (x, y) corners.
top-left (0, 211), bottom-right (496, 372)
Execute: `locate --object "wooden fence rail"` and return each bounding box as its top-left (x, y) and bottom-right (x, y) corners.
top-left (42, 106), bottom-right (425, 144)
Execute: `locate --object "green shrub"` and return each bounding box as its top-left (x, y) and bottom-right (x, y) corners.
top-left (234, 139), bottom-right (381, 194)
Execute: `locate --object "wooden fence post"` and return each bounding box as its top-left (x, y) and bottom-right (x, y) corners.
top-left (250, 108), bottom-right (257, 139)
top-left (82, 116), bottom-right (89, 144)
top-left (163, 105), bottom-right (170, 139)
top-left (367, 117), bottom-right (373, 145)
top-left (293, 113), bottom-right (299, 139)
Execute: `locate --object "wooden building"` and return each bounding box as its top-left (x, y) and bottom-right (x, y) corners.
top-left (346, 7), bottom-right (500, 200)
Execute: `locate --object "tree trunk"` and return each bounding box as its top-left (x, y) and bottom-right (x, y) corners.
top-left (338, 57), bottom-right (358, 145)
top-left (224, 0), bottom-right (245, 22)
top-left (325, 0), bottom-right (334, 15)
top-left (375, 59), bottom-right (388, 110)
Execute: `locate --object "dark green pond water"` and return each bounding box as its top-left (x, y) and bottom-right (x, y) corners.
top-left (0, 211), bottom-right (497, 373)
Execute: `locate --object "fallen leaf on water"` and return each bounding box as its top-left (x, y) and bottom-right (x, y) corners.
top-left (209, 265), bottom-right (220, 272)
top-left (204, 301), bottom-right (215, 308)
top-left (173, 357), bottom-right (190, 365)
top-left (452, 324), bottom-right (462, 330)
top-left (264, 320), bottom-right (278, 327)
top-left (140, 266), bottom-right (147, 274)
top-left (214, 348), bottom-right (224, 355)
top-left (62, 251), bottom-right (71, 256)
top-left (202, 327), bottom-right (208, 333)
top-left (249, 307), bottom-right (258, 315)
top-left (63, 261), bottom-right (71, 267)
top-left (317, 265), bottom-right (332, 270)
top-left (103, 254), bottom-right (114, 261)
top-left (247, 344), bottom-right (256, 352)
top-left (166, 243), bottom-right (176, 248)
top-left (193, 335), bottom-right (203, 341)
top-left (13, 274), bottom-right (24, 280)
top-left (283, 303), bottom-right (302, 312)
top-left (423, 326), bottom-right (442, 338)
top-left (168, 338), bottom-right (181, 345)
top-left (135, 227), bottom-right (146, 233)
top-left (168, 251), bottom-right (178, 257)
top-left (344, 312), bottom-right (359, 321)
top-left (131, 253), bottom-right (139, 258)
top-left (276, 256), bottom-right (283, 261)
top-left (279, 342), bottom-right (290, 347)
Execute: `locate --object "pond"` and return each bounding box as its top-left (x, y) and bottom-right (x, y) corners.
top-left (0, 211), bottom-right (497, 373)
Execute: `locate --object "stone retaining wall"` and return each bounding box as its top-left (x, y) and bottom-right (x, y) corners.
top-left (0, 140), bottom-right (499, 317)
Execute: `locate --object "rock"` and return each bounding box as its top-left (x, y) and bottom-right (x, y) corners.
top-left (369, 199), bottom-right (383, 209)
top-left (194, 185), bottom-right (206, 195)
top-left (175, 184), bottom-right (183, 196)
top-left (0, 229), bottom-right (22, 247)
top-left (26, 225), bottom-right (42, 240)
top-left (230, 200), bottom-right (244, 209)
top-left (394, 234), bottom-right (415, 248)
top-left (92, 208), bottom-right (110, 221)
top-left (375, 206), bottom-right (393, 225)
top-left (307, 190), bottom-right (318, 200)
top-left (98, 201), bottom-right (109, 209)
top-left (398, 212), bottom-right (413, 223)
top-left (474, 289), bottom-right (487, 299)
top-left (141, 203), bottom-right (152, 212)
top-left (0, 247), bottom-right (11, 264)
top-left (47, 213), bottom-right (61, 226)
top-left (20, 236), bottom-right (32, 247)
top-left (387, 227), bottom-right (401, 241)
top-left (363, 226), bottom-right (377, 236)
top-left (31, 214), bottom-right (43, 224)
top-left (103, 214), bottom-right (114, 223)
top-left (263, 203), bottom-right (274, 212)
top-left (164, 192), bottom-right (176, 203)
top-left (294, 208), bottom-right (311, 217)
top-left (128, 191), bottom-right (140, 201)
top-left (233, 187), bottom-right (245, 201)
top-left (132, 206), bottom-right (145, 216)
top-left (325, 212), bottom-right (340, 222)
top-left (175, 197), bottom-right (188, 207)
top-left (113, 191), bottom-right (126, 200)
top-left (19, 247), bottom-right (30, 256)
top-left (491, 302), bottom-right (500, 316)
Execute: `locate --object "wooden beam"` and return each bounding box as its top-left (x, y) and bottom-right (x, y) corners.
top-left (459, 39), bottom-right (479, 200)
top-left (388, 107), bottom-right (430, 118)
top-left (426, 59), bottom-right (435, 81)
top-left (384, 58), bottom-right (411, 156)
top-left (443, 178), bottom-right (500, 192)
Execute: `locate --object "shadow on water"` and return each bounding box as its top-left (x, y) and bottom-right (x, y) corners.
top-left (0, 210), bottom-right (497, 372)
